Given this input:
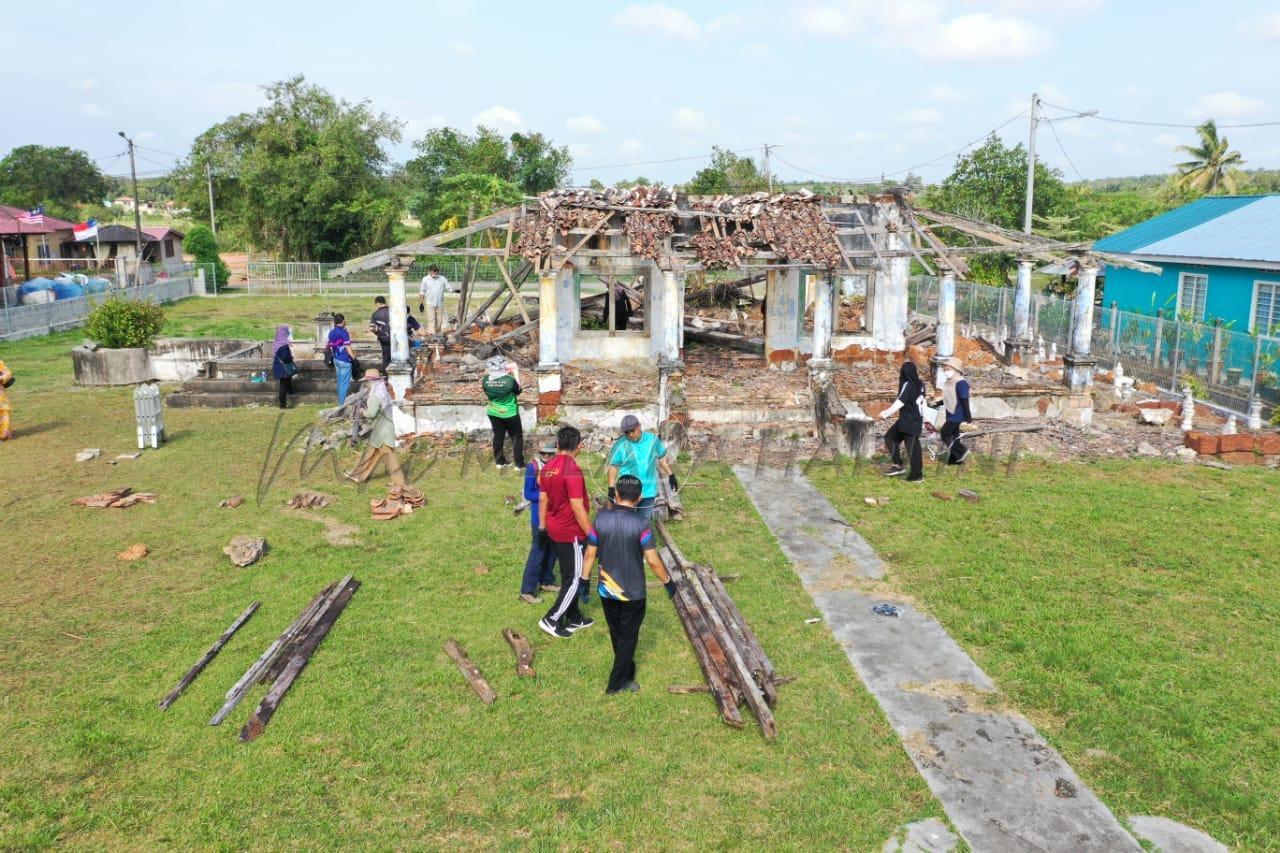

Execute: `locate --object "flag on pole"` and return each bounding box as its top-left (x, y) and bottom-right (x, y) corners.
top-left (73, 219), bottom-right (99, 241)
top-left (18, 206), bottom-right (44, 226)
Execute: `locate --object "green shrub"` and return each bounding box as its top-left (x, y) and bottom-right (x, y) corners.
top-left (84, 298), bottom-right (166, 349)
top-left (185, 224), bottom-right (231, 289)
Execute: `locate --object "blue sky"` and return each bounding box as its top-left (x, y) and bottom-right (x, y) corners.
top-left (8, 0), bottom-right (1280, 187)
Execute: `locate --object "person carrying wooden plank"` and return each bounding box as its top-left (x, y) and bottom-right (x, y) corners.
top-left (578, 474), bottom-right (676, 694)
top-left (607, 414), bottom-right (676, 521)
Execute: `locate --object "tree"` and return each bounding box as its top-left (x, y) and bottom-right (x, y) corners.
top-left (432, 173), bottom-right (524, 237)
top-left (1175, 120), bottom-right (1245, 195)
top-left (185, 224), bottom-right (231, 289)
top-left (0, 145), bottom-right (109, 219)
top-left (685, 147), bottom-right (768, 195)
top-left (174, 76), bottom-right (402, 261)
top-left (404, 126), bottom-right (570, 235)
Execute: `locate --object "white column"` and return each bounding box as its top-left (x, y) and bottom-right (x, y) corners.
top-left (538, 272), bottom-right (559, 368)
top-left (811, 273), bottom-right (833, 363)
top-left (1064, 262), bottom-right (1098, 393)
top-left (872, 202), bottom-right (909, 351)
top-left (386, 267), bottom-right (412, 397)
top-left (660, 269), bottom-right (682, 362)
top-left (933, 272), bottom-right (956, 388)
top-left (1012, 259), bottom-right (1032, 343)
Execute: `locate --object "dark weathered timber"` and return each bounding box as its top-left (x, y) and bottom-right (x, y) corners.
top-left (259, 576), bottom-right (355, 685)
top-left (502, 628), bottom-right (536, 677)
top-left (444, 639), bottom-right (497, 705)
top-left (685, 274), bottom-right (765, 307)
top-left (238, 578), bottom-right (360, 742)
top-left (695, 563), bottom-right (779, 708)
top-left (670, 675), bottom-right (796, 695)
top-left (158, 601), bottom-right (260, 710)
top-left (669, 560), bottom-right (745, 717)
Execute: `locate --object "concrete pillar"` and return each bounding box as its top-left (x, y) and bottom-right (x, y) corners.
top-left (538, 272), bottom-right (559, 369)
top-left (386, 266), bottom-right (412, 397)
top-left (1063, 262), bottom-right (1098, 393)
top-left (660, 268), bottom-right (681, 362)
top-left (810, 273), bottom-right (834, 365)
top-left (875, 212), bottom-right (910, 351)
top-left (931, 272), bottom-right (956, 388)
top-left (1008, 259), bottom-right (1033, 360)
top-left (195, 267), bottom-right (207, 297)
top-left (765, 266), bottom-right (802, 363)
top-left (1181, 386), bottom-right (1196, 432)
top-left (1248, 397), bottom-right (1263, 431)
top-left (556, 265), bottom-right (576, 363)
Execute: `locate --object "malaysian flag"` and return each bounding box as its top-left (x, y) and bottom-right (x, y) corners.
top-left (18, 206), bottom-right (44, 226)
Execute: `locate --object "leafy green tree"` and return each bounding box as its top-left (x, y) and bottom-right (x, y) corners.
top-left (0, 145), bottom-right (109, 219)
top-left (510, 132), bottom-right (571, 194)
top-left (174, 76), bottom-right (402, 261)
top-left (432, 173), bottom-right (525, 236)
top-left (685, 147), bottom-right (768, 195)
top-left (1175, 120), bottom-right (1245, 195)
top-left (184, 224), bottom-right (231, 289)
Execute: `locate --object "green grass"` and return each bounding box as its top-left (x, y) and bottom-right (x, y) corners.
top-left (808, 456), bottom-right (1280, 849)
top-left (0, 299), bottom-right (939, 848)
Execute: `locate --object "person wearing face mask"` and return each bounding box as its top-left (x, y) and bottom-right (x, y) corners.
top-left (877, 361), bottom-right (926, 482)
top-left (933, 356), bottom-right (972, 464)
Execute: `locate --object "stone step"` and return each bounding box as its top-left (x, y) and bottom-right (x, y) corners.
top-left (167, 390), bottom-right (339, 409)
top-left (183, 377), bottom-right (339, 394)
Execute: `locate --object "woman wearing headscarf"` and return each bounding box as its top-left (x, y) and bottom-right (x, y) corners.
top-left (481, 353), bottom-right (524, 469)
top-left (936, 356), bottom-right (972, 464)
top-left (271, 325), bottom-right (297, 409)
top-left (877, 361), bottom-right (925, 481)
top-left (344, 368), bottom-right (406, 486)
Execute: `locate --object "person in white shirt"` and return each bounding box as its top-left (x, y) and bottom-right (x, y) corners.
top-left (419, 265), bottom-right (449, 335)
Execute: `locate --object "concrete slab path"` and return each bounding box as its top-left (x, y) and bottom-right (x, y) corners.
top-left (733, 465), bottom-right (1141, 852)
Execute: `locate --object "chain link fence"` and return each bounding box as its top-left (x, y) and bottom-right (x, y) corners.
top-left (246, 258), bottom-right (524, 295)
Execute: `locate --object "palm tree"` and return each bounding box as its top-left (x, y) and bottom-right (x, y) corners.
top-left (1175, 120), bottom-right (1246, 194)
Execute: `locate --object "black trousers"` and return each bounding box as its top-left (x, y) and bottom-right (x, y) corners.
top-left (489, 414), bottom-right (524, 467)
top-left (277, 376), bottom-right (292, 408)
top-left (543, 538), bottom-right (584, 627)
top-left (602, 597), bottom-right (646, 692)
top-left (940, 421), bottom-right (966, 464)
top-left (884, 422), bottom-right (923, 480)
top-left (379, 340), bottom-right (391, 371)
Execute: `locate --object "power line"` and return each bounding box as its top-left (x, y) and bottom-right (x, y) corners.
top-left (136, 144), bottom-right (185, 158)
top-left (1042, 102), bottom-right (1280, 129)
top-left (1043, 112), bottom-right (1087, 183)
top-left (570, 146), bottom-right (763, 173)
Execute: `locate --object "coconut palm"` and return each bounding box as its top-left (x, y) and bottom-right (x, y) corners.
top-left (1175, 120), bottom-right (1245, 194)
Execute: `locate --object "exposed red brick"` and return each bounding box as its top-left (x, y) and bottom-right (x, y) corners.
top-left (1037, 396), bottom-right (1051, 415)
top-left (1218, 451), bottom-right (1260, 465)
top-left (1218, 433), bottom-right (1254, 453)
top-left (537, 390), bottom-right (562, 421)
top-left (1256, 433), bottom-right (1280, 455)
top-left (767, 348), bottom-right (798, 365)
top-left (861, 401), bottom-right (890, 419)
top-left (1184, 431), bottom-right (1219, 455)
top-left (1111, 403), bottom-right (1139, 414)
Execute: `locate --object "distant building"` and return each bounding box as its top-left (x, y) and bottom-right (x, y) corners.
top-left (143, 227), bottom-right (185, 265)
top-left (1095, 195), bottom-right (1280, 334)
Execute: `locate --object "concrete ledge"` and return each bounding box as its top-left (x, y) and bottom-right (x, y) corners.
top-left (72, 346), bottom-right (152, 386)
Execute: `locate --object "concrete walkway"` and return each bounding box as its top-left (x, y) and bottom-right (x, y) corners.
top-left (733, 465), bottom-right (1141, 852)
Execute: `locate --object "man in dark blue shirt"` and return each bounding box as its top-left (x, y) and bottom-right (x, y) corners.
top-left (579, 475), bottom-right (676, 694)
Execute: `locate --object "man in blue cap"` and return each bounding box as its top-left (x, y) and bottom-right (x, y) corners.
top-left (607, 414), bottom-right (676, 521)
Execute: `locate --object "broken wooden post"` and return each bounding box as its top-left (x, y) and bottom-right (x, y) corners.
top-left (502, 628), bottom-right (536, 677)
top-left (444, 639), bottom-right (497, 705)
top-left (158, 601), bottom-right (260, 710)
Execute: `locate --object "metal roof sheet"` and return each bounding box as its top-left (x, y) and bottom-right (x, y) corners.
top-left (1093, 195), bottom-right (1272, 258)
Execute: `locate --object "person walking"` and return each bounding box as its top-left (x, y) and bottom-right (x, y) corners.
top-left (482, 354), bottom-right (524, 470)
top-left (607, 414), bottom-right (675, 520)
top-left (326, 313), bottom-right (355, 405)
top-left (579, 474), bottom-right (676, 694)
top-left (538, 425), bottom-right (594, 639)
top-left (370, 296), bottom-right (392, 370)
top-left (418, 264), bottom-right (449, 335)
top-left (877, 361), bottom-right (926, 482)
top-left (936, 356), bottom-right (972, 465)
top-left (344, 369), bottom-right (406, 486)
top-left (271, 324), bottom-right (297, 409)
top-left (518, 438), bottom-right (560, 604)
top-left (0, 358), bottom-right (13, 440)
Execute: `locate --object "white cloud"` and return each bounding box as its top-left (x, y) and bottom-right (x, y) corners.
top-left (67, 77), bottom-right (97, 92)
top-left (707, 10), bottom-right (768, 35)
top-left (929, 13), bottom-right (1047, 61)
top-left (975, 0), bottom-right (1102, 17)
top-left (794, 3), bottom-right (862, 38)
top-left (1187, 91), bottom-right (1265, 120)
top-left (668, 107), bottom-right (717, 134)
top-left (450, 41), bottom-right (474, 57)
top-left (80, 103), bottom-right (112, 118)
top-left (566, 115), bottom-right (605, 134)
top-left (1241, 11), bottom-right (1280, 41)
top-left (618, 139), bottom-right (645, 156)
top-left (611, 3), bottom-right (700, 40)
top-left (927, 84), bottom-right (976, 103)
top-left (472, 105), bottom-right (524, 132)
top-left (895, 107), bottom-right (944, 125)
top-left (1153, 133), bottom-right (1180, 149)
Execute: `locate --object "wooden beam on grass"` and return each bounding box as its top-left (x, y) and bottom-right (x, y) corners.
top-left (158, 601), bottom-right (260, 710)
top-left (502, 628), bottom-right (536, 678)
top-left (445, 639), bottom-right (497, 705)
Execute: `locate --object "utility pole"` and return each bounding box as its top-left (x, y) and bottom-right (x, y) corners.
top-left (205, 161), bottom-right (217, 236)
top-left (1022, 92), bottom-right (1040, 235)
top-left (763, 143), bottom-right (773, 192)
top-left (119, 131), bottom-right (143, 269)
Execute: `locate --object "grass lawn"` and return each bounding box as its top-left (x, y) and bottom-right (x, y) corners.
top-left (808, 456), bottom-right (1280, 849)
top-left (0, 297), bottom-right (941, 848)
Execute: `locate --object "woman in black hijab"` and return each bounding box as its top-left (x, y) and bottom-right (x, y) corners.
top-left (876, 361), bottom-right (925, 481)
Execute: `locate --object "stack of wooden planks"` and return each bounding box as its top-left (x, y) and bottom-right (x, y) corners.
top-left (654, 519), bottom-right (780, 738)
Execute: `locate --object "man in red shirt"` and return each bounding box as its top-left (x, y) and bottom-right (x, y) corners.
top-left (538, 425), bottom-right (595, 639)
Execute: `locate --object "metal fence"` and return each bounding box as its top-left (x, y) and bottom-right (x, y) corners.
top-left (246, 258), bottom-right (524, 295)
top-left (0, 264), bottom-right (204, 341)
top-left (910, 275), bottom-right (1280, 418)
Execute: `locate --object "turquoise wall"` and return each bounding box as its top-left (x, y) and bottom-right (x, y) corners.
top-left (1104, 261), bottom-right (1280, 330)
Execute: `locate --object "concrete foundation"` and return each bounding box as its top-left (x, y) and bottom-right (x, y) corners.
top-left (72, 346), bottom-right (154, 386)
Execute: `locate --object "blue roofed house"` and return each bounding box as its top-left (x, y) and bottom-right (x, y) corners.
top-left (1095, 196), bottom-right (1280, 334)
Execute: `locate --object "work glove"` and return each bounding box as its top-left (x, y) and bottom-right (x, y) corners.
top-left (668, 474), bottom-right (678, 491)
top-left (607, 486), bottom-right (616, 502)
top-left (418, 301), bottom-right (425, 314)
top-left (664, 580), bottom-right (677, 599)
top-left (537, 529), bottom-right (551, 548)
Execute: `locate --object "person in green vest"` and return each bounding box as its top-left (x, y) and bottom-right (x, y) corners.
top-left (482, 354), bottom-right (524, 469)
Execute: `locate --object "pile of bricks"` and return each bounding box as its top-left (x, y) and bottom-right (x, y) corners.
top-left (1184, 430), bottom-right (1280, 464)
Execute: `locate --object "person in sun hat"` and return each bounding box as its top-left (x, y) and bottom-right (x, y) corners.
top-left (517, 436), bottom-right (560, 604)
top-left (607, 414), bottom-right (675, 521)
top-left (935, 356), bottom-right (972, 465)
top-left (344, 368), bottom-right (406, 486)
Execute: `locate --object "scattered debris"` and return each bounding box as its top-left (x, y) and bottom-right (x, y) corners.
top-left (72, 488), bottom-right (157, 509)
top-left (864, 496), bottom-right (891, 507)
top-left (957, 489), bottom-right (981, 504)
top-left (804, 617), bottom-right (823, 624)
top-left (158, 601), bottom-right (260, 710)
top-left (444, 638), bottom-right (497, 705)
top-left (115, 452), bottom-right (143, 462)
top-left (474, 565), bottom-right (490, 575)
top-left (1135, 441), bottom-right (1161, 457)
top-left (1138, 407), bottom-right (1174, 426)
top-left (931, 491), bottom-right (954, 501)
top-left (117, 543), bottom-right (149, 562)
top-left (370, 485), bottom-right (426, 520)
top-left (284, 490), bottom-right (334, 510)
top-left (75, 448), bottom-right (101, 462)
top-left (219, 495), bottom-right (245, 509)
top-left (872, 603), bottom-right (901, 618)
top-left (223, 536), bottom-right (267, 568)
top-left (1054, 777), bottom-right (1078, 799)
top-left (502, 628), bottom-right (536, 677)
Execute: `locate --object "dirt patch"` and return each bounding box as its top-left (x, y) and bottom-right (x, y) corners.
top-left (290, 509), bottom-right (360, 546)
top-left (898, 679), bottom-right (1012, 716)
top-left (901, 729), bottom-right (945, 769)
top-left (812, 562), bottom-right (921, 607)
